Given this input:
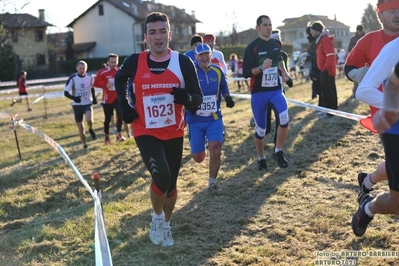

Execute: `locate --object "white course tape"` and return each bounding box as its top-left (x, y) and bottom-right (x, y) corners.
top-left (0, 79), bottom-right (97, 95)
top-left (31, 92), bottom-right (66, 104)
top-left (0, 77), bottom-right (68, 87)
top-left (0, 93), bottom-right (44, 101)
top-left (0, 75), bottom-right (100, 93)
top-left (0, 112), bottom-right (10, 119)
top-left (286, 98), bottom-right (366, 121)
top-left (31, 96), bottom-right (44, 105)
top-left (1, 89), bottom-right (102, 103)
top-left (229, 93), bottom-right (251, 100)
top-left (15, 119), bottom-right (113, 266)
top-left (230, 93), bottom-right (367, 121)
top-left (94, 198), bottom-right (113, 266)
top-left (0, 85), bottom-right (52, 94)
top-left (228, 77), bottom-right (251, 81)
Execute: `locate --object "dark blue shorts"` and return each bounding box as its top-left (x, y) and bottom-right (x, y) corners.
top-left (72, 104), bottom-right (92, 123)
top-left (251, 90), bottom-right (288, 137)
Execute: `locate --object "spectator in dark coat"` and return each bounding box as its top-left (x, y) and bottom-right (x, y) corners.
top-left (347, 25), bottom-right (366, 53)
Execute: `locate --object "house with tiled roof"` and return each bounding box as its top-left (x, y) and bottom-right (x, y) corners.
top-left (0, 9), bottom-right (53, 70)
top-left (67, 0), bottom-right (200, 58)
top-left (226, 14), bottom-right (351, 56)
top-left (277, 14), bottom-right (351, 52)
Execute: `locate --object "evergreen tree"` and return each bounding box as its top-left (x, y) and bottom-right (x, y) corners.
top-left (65, 31), bottom-right (74, 61)
top-left (361, 3), bottom-right (382, 32)
top-left (0, 25), bottom-right (17, 81)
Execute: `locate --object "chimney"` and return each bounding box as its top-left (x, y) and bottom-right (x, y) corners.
top-left (191, 10), bottom-right (196, 18)
top-left (131, 4), bottom-right (137, 15)
top-left (38, 9), bottom-right (45, 21)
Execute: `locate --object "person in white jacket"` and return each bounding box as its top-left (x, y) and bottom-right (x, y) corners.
top-left (203, 34), bottom-right (228, 75)
top-left (351, 37), bottom-right (399, 237)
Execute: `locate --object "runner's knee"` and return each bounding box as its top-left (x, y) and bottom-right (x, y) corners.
top-left (255, 127), bottom-right (266, 139)
top-left (279, 110), bottom-right (289, 127)
top-left (192, 152), bottom-right (206, 163)
top-left (208, 141), bottom-right (222, 153)
top-left (151, 172), bottom-right (170, 195)
top-left (167, 188), bottom-right (177, 198)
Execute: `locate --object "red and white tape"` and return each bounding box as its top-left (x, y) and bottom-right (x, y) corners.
top-left (6, 116), bottom-right (113, 266)
top-left (230, 93), bottom-right (367, 121)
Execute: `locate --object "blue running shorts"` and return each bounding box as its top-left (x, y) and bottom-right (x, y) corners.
top-left (188, 118), bottom-right (224, 154)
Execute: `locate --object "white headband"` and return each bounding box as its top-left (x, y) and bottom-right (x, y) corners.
top-left (270, 32), bottom-right (280, 39)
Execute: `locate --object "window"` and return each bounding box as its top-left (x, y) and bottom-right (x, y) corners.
top-left (36, 53), bottom-right (45, 66)
top-left (98, 4), bottom-right (104, 16)
top-left (35, 30), bottom-right (44, 42)
top-left (11, 29), bottom-right (18, 42)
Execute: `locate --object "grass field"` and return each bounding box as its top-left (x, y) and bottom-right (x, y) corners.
top-left (0, 77), bottom-right (398, 266)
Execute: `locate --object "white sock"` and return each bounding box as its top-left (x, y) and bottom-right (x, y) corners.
top-left (364, 202), bottom-right (374, 217)
top-left (209, 177), bottom-right (216, 186)
top-left (164, 221), bottom-right (170, 229)
top-left (258, 156), bottom-right (265, 161)
top-left (275, 147), bottom-right (282, 153)
top-left (363, 175), bottom-right (375, 190)
top-left (153, 211), bottom-right (165, 220)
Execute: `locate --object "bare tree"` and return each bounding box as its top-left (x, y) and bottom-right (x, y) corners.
top-left (0, 0), bottom-right (32, 44)
top-left (230, 11), bottom-right (238, 46)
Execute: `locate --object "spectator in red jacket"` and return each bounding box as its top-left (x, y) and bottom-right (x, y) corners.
top-left (309, 21), bottom-right (338, 119)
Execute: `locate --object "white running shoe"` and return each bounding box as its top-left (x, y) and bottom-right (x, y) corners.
top-left (149, 218), bottom-right (164, 245)
top-left (161, 227), bottom-right (174, 247)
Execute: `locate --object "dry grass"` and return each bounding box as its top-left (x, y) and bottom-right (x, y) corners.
top-left (0, 77), bottom-right (398, 266)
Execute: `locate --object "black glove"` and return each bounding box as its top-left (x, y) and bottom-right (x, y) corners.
top-left (92, 97), bottom-right (98, 105)
top-left (225, 96), bottom-right (235, 108)
top-left (286, 78), bottom-right (293, 88)
top-left (71, 96), bottom-right (81, 103)
top-left (119, 99), bottom-right (138, 124)
top-left (170, 87), bottom-right (192, 105)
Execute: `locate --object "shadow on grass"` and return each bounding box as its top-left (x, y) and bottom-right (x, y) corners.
top-left (0, 93), bottom-right (370, 265)
top-left (94, 94), bottom-right (365, 265)
top-left (0, 177), bottom-right (96, 264)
